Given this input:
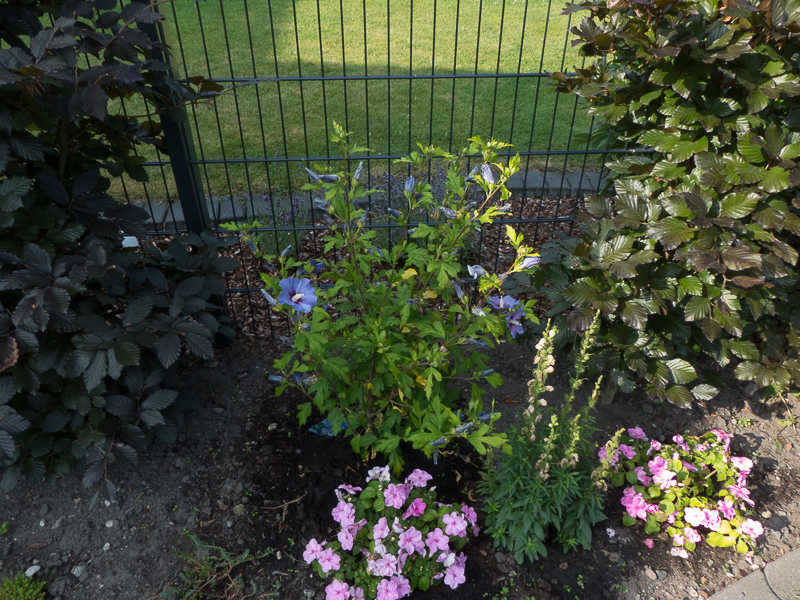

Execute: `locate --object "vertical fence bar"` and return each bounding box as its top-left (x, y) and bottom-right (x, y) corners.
top-left (139, 13), bottom-right (210, 234)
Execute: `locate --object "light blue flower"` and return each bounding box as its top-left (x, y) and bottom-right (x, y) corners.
top-left (278, 277), bottom-right (317, 313)
top-left (506, 308), bottom-right (525, 339)
top-left (520, 256), bottom-right (540, 269)
top-left (488, 295), bottom-right (520, 310)
top-left (404, 176), bottom-right (416, 194)
top-left (438, 206), bottom-right (458, 219)
top-left (481, 164), bottom-right (495, 184)
top-left (467, 264), bottom-right (487, 279)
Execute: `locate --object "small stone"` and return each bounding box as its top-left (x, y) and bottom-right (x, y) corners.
top-left (559, 562), bottom-right (569, 570)
top-left (226, 520), bottom-right (233, 528)
top-left (245, 422), bottom-right (253, 432)
top-left (643, 404), bottom-right (655, 415)
top-left (295, 449), bottom-right (301, 455)
top-left (303, 589), bottom-right (315, 599)
top-left (761, 510), bottom-right (772, 519)
top-left (39, 519), bottom-right (45, 527)
top-left (103, 543), bottom-right (110, 551)
top-left (232, 504), bottom-right (246, 516)
top-left (495, 552), bottom-right (506, 564)
top-left (105, 520), bottom-right (114, 528)
top-left (25, 566), bottom-right (41, 577)
top-left (268, 423), bottom-right (278, 432)
top-left (645, 567), bottom-right (657, 581)
top-left (71, 565), bottom-right (85, 578)
top-left (656, 569), bottom-right (667, 580)
top-left (688, 587), bottom-right (698, 597)
top-left (744, 383), bottom-right (758, 396)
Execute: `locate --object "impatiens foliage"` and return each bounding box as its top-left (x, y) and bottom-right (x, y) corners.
top-left (542, 0), bottom-right (800, 404)
top-left (229, 124), bottom-right (541, 472)
top-left (607, 428), bottom-right (763, 558)
top-left (304, 467), bottom-right (478, 599)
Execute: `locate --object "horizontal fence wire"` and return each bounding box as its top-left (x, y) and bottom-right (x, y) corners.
top-left (114, 0), bottom-right (643, 334)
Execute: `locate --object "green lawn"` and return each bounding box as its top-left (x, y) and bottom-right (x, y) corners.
top-left (123, 0), bottom-right (594, 203)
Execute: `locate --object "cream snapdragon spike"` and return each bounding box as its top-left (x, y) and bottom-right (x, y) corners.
top-left (304, 467), bottom-right (479, 600)
top-left (603, 428), bottom-right (763, 561)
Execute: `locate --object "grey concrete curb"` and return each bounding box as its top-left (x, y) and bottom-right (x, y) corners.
top-left (708, 550), bottom-right (800, 600)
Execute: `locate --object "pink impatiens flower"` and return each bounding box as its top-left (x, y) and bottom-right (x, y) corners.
top-left (703, 509), bottom-right (721, 531)
top-left (373, 517), bottom-right (390, 541)
top-left (634, 466), bottom-right (652, 486)
top-left (384, 484), bottom-right (408, 510)
top-left (376, 578), bottom-right (400, 600)
top-left (643, 538), bottom-right (654, 549)
top-left (619, 444), bottom-right (636, 460)
top-left (738, 519), bottom-right (764, 539)
top-left (325, 579), bottom-right (351, 600)
top-left (370, 553), bottom-right (399, 577)
top-left (647, 440), bottom-right (662, 455)
top-left (672, 435), bottom-right (690, 452)
top-left (684, 527), bottom-right (702, 544)
top-left (332, 500), bottom-right (355, 527)
top-left (673, 534), bottom-right (685, 546)
top-left (670, 547), bottom-right (689, 559)
top-left (444, 564), bottom-right (466, 589)
top-left (318, 548), bottom-right (341, 573)
top-left (405, 469), bottom-right (433, 488)
top-left (628, 427), bottom-right (648, 441)
top-left (652, 468), bottom-right (677, 490)
top-left (731, 456), bottom-right (754, 472)
top-left (391, 576), bottom-right (411, 598)
top-left (728, 484), bottom-right (755, 506)
top-left (337, 527), bottom-right (355, 551)
top-left (304, 538), bottom-right (325, 564)
top-left (442, 512), bottom-right (468, 537)
top-left (426, 528), bottom-right (450, 554)
top-left (398, 527), bottom-right (425, 556)
top-left (402, 498), bottom-right (426, 520)
top-left (683, 506), bottom-right (705, 528)
top-left (718, 498), bottom-right (736, 520)
top-left (623, 493), bottom-right (648, 520)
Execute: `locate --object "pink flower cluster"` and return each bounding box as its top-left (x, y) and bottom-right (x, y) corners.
top-left (608, 427), bottom-right (766, 559)
top-left (305, 467), bottom-right (478, 599)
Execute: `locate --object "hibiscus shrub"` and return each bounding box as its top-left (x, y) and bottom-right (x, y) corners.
top-left (607, 428), bottom-right (764, 558)
top-left (542, 0), bottom-right (800, 404)
top-left (229, 124), bottom-right (541, 472)
top-left (480, 314), bottom-right (610, 563)
top-left (304, 466), bottom-right (479, 599)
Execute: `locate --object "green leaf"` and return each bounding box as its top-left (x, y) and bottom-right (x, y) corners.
top-left (720, 193), bottom-right (759, 219)
top-left (691, 383), bottom-right (718, 400)
top-left (734, 361), bottom-right (761, 381)
top-left (759, 168), bottom-right (789, 193)
top-left (647, 218), bottom-right (694, 250)
top-left (142, 389), bottom-right (178, 411)
top-left (622, 514), bottom-right (637, 526)
top-left (684, 296), bottom-right (710, 321)
top-left (665, 385), bottom-right (693, 408)
top-left (122, 297), bottom-right (153, 327)
top-left (42, 411), bottom-right (69, 433)
top-left (679, 276), bottom-right (703, 295)
top-left (156, 332), bottom-right (181, 368)
top-left (666, 359), bottom-right (697, 385)
top-left (620, 301), bottom-right (649, 330)
top-left (113, 339), bottom-right (140, 366)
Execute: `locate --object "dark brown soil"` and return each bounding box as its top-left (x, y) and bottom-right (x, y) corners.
top-left (1, 334), bottom-right (798, 600)
top-left (2, 198), bottom-right (799, 600)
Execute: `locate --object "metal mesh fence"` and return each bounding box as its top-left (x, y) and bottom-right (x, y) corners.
top-left (121, 0), bottom-right (634, 331)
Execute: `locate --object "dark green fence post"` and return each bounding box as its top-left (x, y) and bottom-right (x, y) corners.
top-left (140, 7), bottom-right (232, 347)
top-left (139, 11), bottom-right (211, 234)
